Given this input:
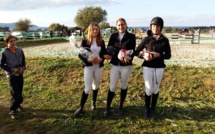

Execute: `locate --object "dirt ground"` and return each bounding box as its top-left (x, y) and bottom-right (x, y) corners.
top-left (23, 36), bottom-right (215, 68)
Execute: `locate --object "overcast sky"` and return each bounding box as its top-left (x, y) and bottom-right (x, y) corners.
top-left (0, 0), bottom-right (215, 27)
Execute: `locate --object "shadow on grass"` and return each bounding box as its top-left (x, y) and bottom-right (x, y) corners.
top-left (22, 108), bottom-right (72, 120)
top-left (69, 104), bottom-right (215, 122)
top-left (1, 104), bottom-right (215, 134)
top-left (1, 95), bottom-right (215, 122)
top-left (156, 105), bottom-right (215, 121)
top-left (0, 106), bottom-right (72, 121)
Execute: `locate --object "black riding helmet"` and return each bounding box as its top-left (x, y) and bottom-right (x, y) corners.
top-left (150, 17), bottom-right (164, 32)
top-left (106, 46), bottom-right (117, 57)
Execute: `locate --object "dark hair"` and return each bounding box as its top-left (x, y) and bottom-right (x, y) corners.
top-left (4, 34), bottom-right (16, 44)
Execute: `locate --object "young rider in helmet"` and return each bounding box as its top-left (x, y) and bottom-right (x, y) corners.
top-left (135, 17), bottom-right (171, 119)
top-left (103, 18), bottom-right (136, 117)
top-left (74, 22), bottom-right (106, 117)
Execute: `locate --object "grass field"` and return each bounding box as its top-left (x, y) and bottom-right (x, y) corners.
top-left (0, 55), bottom-right (215, 133)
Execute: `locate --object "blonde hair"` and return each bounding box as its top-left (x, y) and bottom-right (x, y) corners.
top-left (86, 22), bottom-right (102, 46)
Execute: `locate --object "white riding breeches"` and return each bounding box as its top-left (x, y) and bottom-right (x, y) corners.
top-left (84, 64), bottom-right (102, 94)
top-left (143, 67), bottom-right (164, 96)
top-left (109, 65), bottom-right (132, 92)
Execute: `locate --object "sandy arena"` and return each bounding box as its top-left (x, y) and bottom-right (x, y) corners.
top-left (23, 35), bottom-right (215, 68)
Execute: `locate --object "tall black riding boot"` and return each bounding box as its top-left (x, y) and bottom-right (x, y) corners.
top-left (118, 88), bottom-right (127, 115)
top-left (104, 89), bottom-right (115, 117)
top-left (91, 90), bottom-right (98, 111)
top-left (145, 93), bottom-right (151, 119)
top-left (74, 91), bottom-right (88, 117)
top-left (150, 92), bottom-right (159, 118)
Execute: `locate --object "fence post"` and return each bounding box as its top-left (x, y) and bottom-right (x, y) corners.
top-left (191, 29), bottom-right (201, 44)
